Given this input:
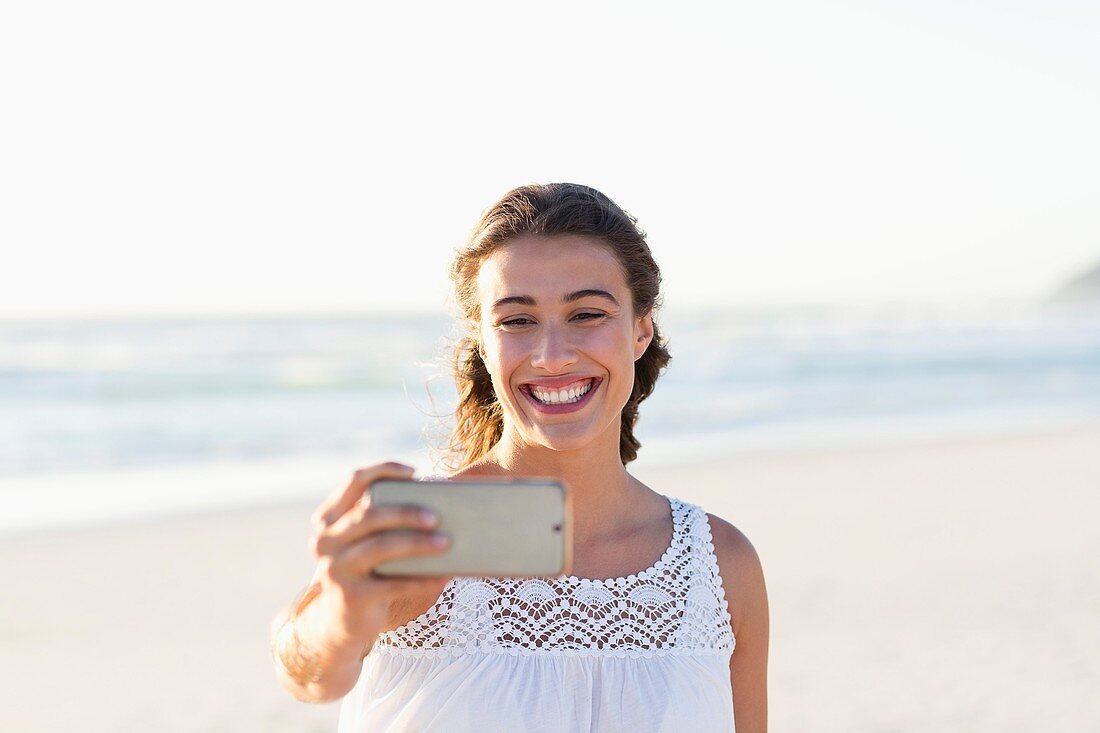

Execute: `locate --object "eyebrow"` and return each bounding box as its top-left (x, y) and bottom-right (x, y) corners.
top-left (492, 289), bottom-right (619, 310)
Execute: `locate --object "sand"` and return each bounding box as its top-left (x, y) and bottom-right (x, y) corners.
top-left (2, 422), bottom-right (1098, 732)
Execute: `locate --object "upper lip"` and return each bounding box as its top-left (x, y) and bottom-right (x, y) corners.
top-left (521, 376), bottom-right (599, 390)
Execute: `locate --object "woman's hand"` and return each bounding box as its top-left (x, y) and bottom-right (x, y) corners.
top-left (306, 461), bottom-right (453, 651)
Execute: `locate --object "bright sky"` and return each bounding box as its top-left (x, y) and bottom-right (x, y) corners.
top-left (2, 1), bottom-right (1098, 318)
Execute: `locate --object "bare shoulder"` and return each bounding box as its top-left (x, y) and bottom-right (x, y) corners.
top-left (707, 513), bottom-right (770, 729)
top-left (705, 513), bottom-right (768, 637)
top-left (705, 512), bottom-right (764, 580)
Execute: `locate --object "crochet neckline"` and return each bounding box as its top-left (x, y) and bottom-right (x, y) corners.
top-left (556, 494), bottom-right (680, 585)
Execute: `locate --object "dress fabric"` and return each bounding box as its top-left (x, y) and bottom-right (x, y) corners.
top-left (337, 495), bottom-right (736, 732)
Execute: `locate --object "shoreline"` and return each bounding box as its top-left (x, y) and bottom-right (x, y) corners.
top-left (6, 415), bottom-right (1099, 540)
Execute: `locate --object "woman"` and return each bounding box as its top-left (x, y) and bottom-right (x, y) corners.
top-left (272, 183), bottom-right (769, 731)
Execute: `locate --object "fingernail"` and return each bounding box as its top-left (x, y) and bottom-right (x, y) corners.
top-left (431, 533), bottom-right (450, 547)
top-left (420, 509), bottom-right (439, 526)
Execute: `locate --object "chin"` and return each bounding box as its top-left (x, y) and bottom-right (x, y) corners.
top-left (525, 420), bottom-right (618, 455)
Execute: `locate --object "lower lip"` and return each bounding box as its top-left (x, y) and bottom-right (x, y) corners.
top-left (520, 379), bottom-right (601, 414)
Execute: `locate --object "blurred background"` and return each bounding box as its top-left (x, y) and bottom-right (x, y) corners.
top-left (2, 1), bottom-right (1098, 731)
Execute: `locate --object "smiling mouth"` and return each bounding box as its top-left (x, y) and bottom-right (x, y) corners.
top-left (521, 378), bottom-right (597, 406)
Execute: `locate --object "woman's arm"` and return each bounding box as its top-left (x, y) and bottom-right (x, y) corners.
top-left (270, 462), bottom-right (454, 704)
top-left (270, 578), bottom-right (370, 703)
top-left (709, 514), bottom-right (770, 733)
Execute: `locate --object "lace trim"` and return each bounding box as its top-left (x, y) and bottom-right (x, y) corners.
top-left (696, 502), bottom-right (736, 655)
top-left (373, 496), bottom-right (736, 658)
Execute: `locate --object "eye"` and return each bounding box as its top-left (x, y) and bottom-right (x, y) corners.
top-left (497, 312), bottom-right (602, 325)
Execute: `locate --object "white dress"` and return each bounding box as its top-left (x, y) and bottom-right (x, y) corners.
top-left (337, 496), bottom-right (737, 732)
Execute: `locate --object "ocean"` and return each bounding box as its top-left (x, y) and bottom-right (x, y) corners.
top-left (3, 298), bottom-right (1098, 534)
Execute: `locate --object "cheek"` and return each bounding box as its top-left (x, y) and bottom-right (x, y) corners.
top-left (578, 323), bottom-right (634, 361)
top-left (487, 338), bottom-right (516, 365)
top-left (482, 336), bottom-right (521, 387)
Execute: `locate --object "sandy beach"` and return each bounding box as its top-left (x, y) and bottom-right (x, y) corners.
top-left (2, 421), bottom-right (1098, 732)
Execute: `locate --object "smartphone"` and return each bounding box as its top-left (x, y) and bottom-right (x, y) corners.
top-left (368, 477), bottom-right (572, 578)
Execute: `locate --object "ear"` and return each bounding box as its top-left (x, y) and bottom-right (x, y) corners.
top-left (633, 313), bottom-right (654, 361)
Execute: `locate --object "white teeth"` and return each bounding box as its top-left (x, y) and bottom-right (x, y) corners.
top-left (530, 380), bottom-right (593, 405)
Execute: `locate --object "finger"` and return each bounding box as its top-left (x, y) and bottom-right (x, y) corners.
top-left (310, 499), bottom-right (437, 556)
top-left (312, 462), bottom-right (414, 529)
top-left (312, 462), bottom-right (413, 529)
top-left (313, 503), bottom-right (439, 558)
top-left (336, 530), bottom-right (451, 578)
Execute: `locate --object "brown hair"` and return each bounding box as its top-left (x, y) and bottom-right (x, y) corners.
top-left (446, 183), bottom-right (671, 469)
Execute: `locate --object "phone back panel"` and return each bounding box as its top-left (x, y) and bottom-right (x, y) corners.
top-left (369, 478), bottom-right (572, 578)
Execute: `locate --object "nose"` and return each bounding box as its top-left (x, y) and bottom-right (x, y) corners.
top-left (530, 323), bottom-right (577, 373)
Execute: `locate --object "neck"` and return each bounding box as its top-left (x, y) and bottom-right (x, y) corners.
top-left (471, 424), bottom-right (648, 544)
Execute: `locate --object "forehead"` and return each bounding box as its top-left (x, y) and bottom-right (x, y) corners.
top-left (476, 235), bottom-right (627, 302)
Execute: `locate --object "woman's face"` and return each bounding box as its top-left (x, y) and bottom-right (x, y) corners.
top-left (476, 235), bottom-right (654, 456)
